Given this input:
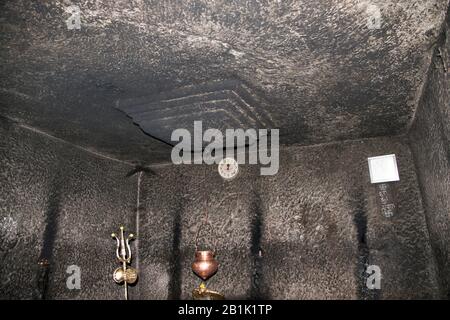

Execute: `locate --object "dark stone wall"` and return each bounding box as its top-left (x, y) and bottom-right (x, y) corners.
top-left (0, 115), bottom-right (444, 299)
top-left (408, 16), bottom-right (450, 299)
top-left (0, 118), bottom-right (138, 299)
top-left (138, 137), bottom-right (440, 299)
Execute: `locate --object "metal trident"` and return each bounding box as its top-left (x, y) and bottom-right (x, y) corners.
top-left (111, 226), bottom-right (137, 300)
top-left (112, 226), bottom-right (133, 263)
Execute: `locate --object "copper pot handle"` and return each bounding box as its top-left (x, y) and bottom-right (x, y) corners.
top-left (194, 220), bottom-right (217, 254)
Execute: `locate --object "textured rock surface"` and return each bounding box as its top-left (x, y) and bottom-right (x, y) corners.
top-left (0, 1), bottom-right (448, 164)
top-left (0, 1), bottom-right (448, 300)
top-left (0, 118), bottom-right (138, 299)
top-left (0, 117), bottom-right (443, 299)
top-left (138, 137), bottom-right (439, 299)
top-left (409, 15), bottom-right (450, 299)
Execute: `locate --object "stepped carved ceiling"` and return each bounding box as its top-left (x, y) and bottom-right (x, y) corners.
top-left (117, 79), bottom-right (274, 149)
top-left (0, 0), bottom-right (448, 164)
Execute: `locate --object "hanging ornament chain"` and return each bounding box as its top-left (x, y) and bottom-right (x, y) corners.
top-left (194, 166), bottom-right (217, 254)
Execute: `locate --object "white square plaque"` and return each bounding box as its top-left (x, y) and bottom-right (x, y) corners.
top-left (367, 154), bottom-right (400, 184)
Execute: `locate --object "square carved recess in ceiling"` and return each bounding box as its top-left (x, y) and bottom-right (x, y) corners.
top-left (116, 79), bottom-right (274, 150)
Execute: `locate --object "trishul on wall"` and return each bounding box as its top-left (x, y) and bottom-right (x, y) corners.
top-left (111, 226), bottom-right (138, 300)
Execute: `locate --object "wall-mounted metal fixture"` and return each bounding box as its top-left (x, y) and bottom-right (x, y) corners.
top-left (191, 250), bottom-right (224, 300)
top-left (192, 223), bottom-right (224, 299)
top-left (35, 259), bottom-right (50, 300)
top-left (191, 168), bottom-right (224, 300)
top-left (192, 282), bottom-right (224, 300)
top-left (368, 154), bottom-right (400, 217)
top-left (111, 226), bottom-right (138, 300)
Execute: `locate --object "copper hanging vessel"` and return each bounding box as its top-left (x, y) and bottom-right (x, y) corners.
top-left (192, 250), bottom-right (219, 281)
top-left (190, 166), bottom-right (224, 300)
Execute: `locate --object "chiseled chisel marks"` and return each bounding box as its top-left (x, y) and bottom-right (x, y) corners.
top-left (116, 79), bottom-right (274, 146)
top-left (0, 1), bottom-right (448, 163)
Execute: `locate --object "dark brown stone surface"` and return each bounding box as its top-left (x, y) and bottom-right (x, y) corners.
top-left (0, 1), bottom-right (448, 300)
top-left (0, 118), bottom-right (138, 299)
top-left (0, 1), bottom-right (448, 164)
top-left (409, 14), bottom-right (450, 299)
top-left (0, 116), bottom-right (443, 299)
top-left (138, 137), bottom-right (439, 299)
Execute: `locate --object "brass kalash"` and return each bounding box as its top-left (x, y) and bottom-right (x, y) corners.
top-left (111, 226), bottom-right (138, 300)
